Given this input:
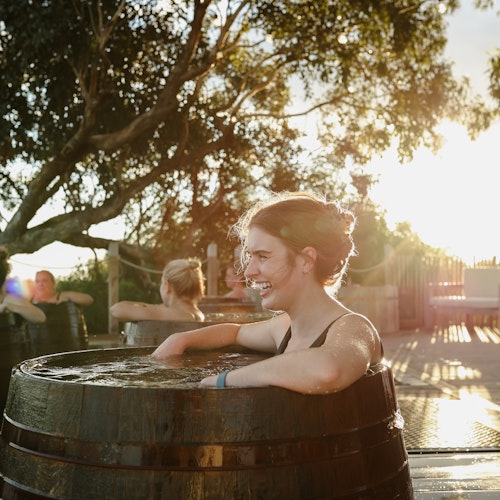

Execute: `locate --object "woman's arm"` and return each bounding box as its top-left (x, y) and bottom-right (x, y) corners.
top-left (110, 301), bottom-right (160, 322)
top-left (202, 315), bottom-right (381, 394)
top-left (1, 295), bottom-right (47, 323)
top-left (151, 323), bottom-right (242, 358)
top-left (151, 314), bottom-right (288, 359)
top-left (59, 291), bottom-right (94, 306)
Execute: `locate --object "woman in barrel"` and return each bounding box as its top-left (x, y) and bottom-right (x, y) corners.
top-left (0, 247), bottom-right (46, 323)
top-left (224, 264), bottom-right (252, 299)
top-left (32, 270), bottom-right (94, 307)
top-left (152, 192), bottom-right (383, 395)
top-left (111, 258), bottom-right (205, 322)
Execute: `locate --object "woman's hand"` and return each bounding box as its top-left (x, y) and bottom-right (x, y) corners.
top-left (199, 374), bottom-right (218, 387)
top-left (151, 333), bottom-right (186, 359)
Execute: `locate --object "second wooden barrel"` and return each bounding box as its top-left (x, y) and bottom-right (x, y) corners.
top-left (122, 320), bottom-right (214, 346)
top-left (0, 312), bottom-right (30, 415)
top-left (122, 314), bottom-right (273, 346)
top-left (0, 348), bottom-right (413, 499)
top-left (27, 300), bottom-right (88, 356)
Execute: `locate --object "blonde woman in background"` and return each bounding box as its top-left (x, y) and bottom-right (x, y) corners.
top-left (0, 247), bottom-right (46, 323)
top-left (110, 259), bottom-right (205, 322)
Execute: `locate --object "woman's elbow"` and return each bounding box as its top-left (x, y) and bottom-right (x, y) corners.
top-left (76, 294), bottom-right (93, 306)
top-left (30, 310), bottom-right (47, 323)
top-left (109, 303), bottom-right (126, 320)
top-left (310, 365), bottom-right (343, 394)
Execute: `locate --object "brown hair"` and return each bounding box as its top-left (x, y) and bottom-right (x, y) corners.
top-left (162, 259), bottom-right (205, 300)
top-left (233, 192), bottom-right (356, 287)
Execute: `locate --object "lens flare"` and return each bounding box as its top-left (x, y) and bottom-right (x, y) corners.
top-left (5, 277), bottom-right (33, 299)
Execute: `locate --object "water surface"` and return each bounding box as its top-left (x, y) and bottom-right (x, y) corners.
top-left (20, 348), bottom-right (268, 389)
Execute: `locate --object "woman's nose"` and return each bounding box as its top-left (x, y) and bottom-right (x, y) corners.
top-left (244, 259), bottom-right (257, 278)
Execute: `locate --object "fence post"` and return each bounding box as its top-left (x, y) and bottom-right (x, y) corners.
top-left (207, 242), bottom-right (218, 297)
top-left (384, 244), bottom-right (394, 285)
top-left (108, 242), bottom-right (120, 335)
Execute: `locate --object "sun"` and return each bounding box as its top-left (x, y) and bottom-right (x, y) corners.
top-left (369, 120), bottom-right (500, 264)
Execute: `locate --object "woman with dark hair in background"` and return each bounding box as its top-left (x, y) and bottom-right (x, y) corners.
top-left (31, 269), bottom-right (94, 307)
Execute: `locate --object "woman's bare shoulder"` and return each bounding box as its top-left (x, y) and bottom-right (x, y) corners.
top-left (332, 311), bottom-right (376, 331)
top-left (328, 312), bottom-right (382, 360)
top-left (237, 311), bottom-right (290, 352)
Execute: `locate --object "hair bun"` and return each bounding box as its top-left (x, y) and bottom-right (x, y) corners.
top-left (189, 260), bottom-right (200, 270)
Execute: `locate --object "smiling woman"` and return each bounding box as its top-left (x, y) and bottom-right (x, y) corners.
top-left (148, 191), bottom-right (413, 497)
top-left (152, 191), bottom-right (383, 395)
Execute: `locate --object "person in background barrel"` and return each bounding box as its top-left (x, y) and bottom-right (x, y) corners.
top-left (223, 263), bottom-right (262, 305)
top-left (224, 264), bottom-right (252, 299)
top-left (31, 270), bottom-right (94, 307)
top-left (152, 191), bottom-right (383, 395)
top-left (0, 247), bottom-right (46, 323)
top-left (110, 258), bottom-right (205, 322)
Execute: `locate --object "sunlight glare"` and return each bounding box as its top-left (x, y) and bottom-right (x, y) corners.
top-left (436, 399), bottom-right (480, 446)
top-left (458, 389), bottom-right (500, 431)
top-left (369, 122), bottom-right (500, 264)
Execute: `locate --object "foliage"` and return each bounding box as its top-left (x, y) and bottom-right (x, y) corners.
top-left (345, 174), bottom-right (448, 286)
top-left (0, 0), bottom-right (494, 271)
top-left (58, 257), bottom-right (161, 333)
top-left (474, 1), bottom-right (500, 110)
top-left (57, 260), bottom-right (108, 334)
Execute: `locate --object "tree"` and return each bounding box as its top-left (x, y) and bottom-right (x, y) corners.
top-left (0, 0), bottom-right (492, 263)
top-left (475, 0), bottom-right (500, 111)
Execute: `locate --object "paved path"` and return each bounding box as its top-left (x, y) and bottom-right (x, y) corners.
top-left (382, 325), bottom-right (500, 438)
top-left (382, 325), bottom-right (500, 498)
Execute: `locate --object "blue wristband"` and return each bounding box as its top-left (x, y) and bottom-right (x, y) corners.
top-left (216, 371), bottom-right (230, 388)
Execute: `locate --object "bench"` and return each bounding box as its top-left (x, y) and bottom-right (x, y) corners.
top-left (428, 268), bottom-right (500, 329)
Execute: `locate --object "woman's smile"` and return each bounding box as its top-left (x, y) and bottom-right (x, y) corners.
top-left (245, 227), bottom-right (300, 308)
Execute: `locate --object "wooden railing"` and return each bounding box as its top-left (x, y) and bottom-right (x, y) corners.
top-left (386, 255), bottom-right (499, 329)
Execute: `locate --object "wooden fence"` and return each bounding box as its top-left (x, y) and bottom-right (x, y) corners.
top-left (107, 240), bottom-right (498, 333)
top-left (386, 255), bottom-right (499, 329)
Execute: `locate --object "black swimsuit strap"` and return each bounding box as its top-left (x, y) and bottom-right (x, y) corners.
top-left (275, 312), bottom-right (351, 355)
top-left (274, 328), bottom-right (292, 356)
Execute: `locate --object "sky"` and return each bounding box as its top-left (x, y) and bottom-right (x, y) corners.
top-left (8, 2), bottom-right (500, 279)
top-left (369, 2), bottom-right (500, 265)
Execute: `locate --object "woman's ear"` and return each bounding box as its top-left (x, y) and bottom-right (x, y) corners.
top-left (301, 247), bottom-right (317, 274)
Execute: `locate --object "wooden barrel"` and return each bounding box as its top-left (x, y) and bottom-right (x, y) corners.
top-left (0, 312), bottom-right (30, 415)
top-left (199, 297), bottom-right (261, 314)
top-left (122, 320), bottom-right (214, 346)
top-left (26, 300), bottom-right (88, 357)
top-left (0, 348), bottom-right (413, 499)
top-left (123, 314), bottom-right (273, 346)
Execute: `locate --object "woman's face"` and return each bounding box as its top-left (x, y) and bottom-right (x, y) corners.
top-left (244, 227), bottom-right (302, 311)
top-left (34, 271), bottom-right (55, 297)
